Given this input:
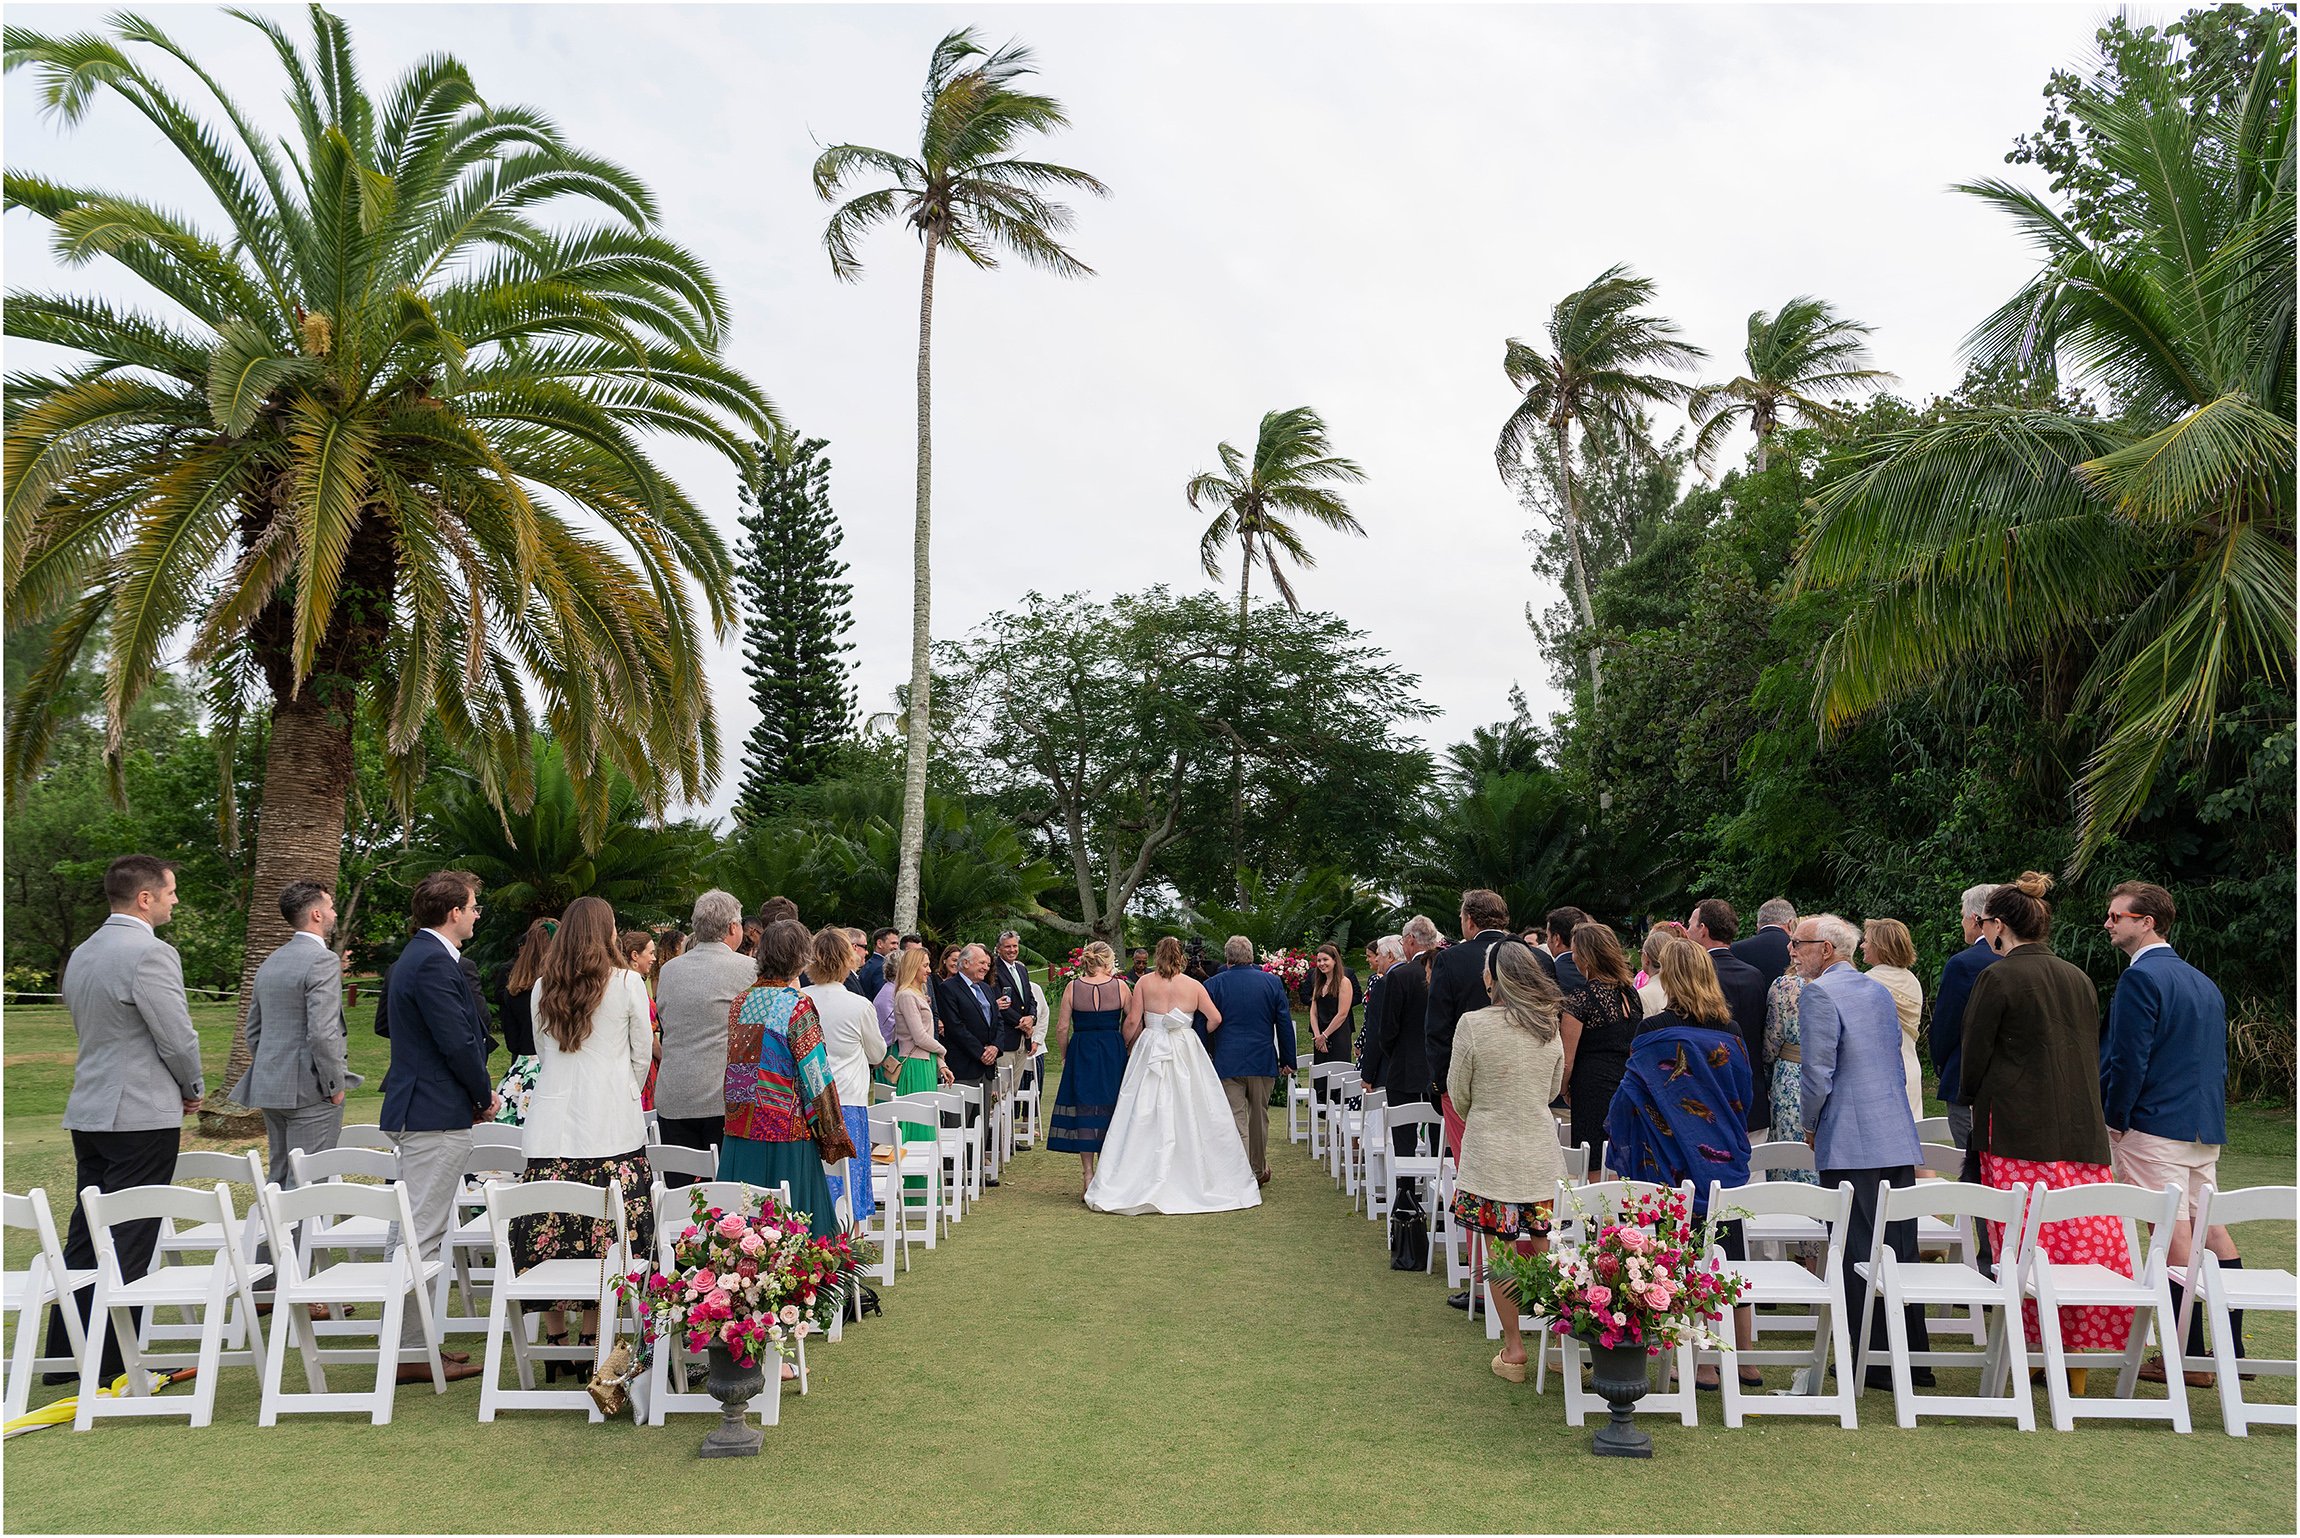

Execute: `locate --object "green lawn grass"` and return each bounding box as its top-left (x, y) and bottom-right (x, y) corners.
top-left (2, 999), bottom-right (2293, 1532)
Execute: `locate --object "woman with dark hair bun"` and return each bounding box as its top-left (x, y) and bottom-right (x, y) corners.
top-left (1960, 871), bottom-right (2132, 1372)
top-left (720, 918), bottom-right (856, 1239)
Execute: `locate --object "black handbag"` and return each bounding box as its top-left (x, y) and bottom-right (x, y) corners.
top-left (1388, 1186), bottom-right (1429, 1271)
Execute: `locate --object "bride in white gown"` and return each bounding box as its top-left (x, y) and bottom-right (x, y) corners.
top-left (1086, 940), bottom-right (1262, 1215)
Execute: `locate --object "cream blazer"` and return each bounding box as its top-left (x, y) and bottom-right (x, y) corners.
top-left (525, 968), bottom-right (652, 1159)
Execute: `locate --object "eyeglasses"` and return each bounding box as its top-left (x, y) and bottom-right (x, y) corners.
top-left (1787, 938), bottom-right (1829, 949)
top-left (2104, 909), bottom-right (2144, 923)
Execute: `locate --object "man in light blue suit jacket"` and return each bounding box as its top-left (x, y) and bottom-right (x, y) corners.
top-left (1200, 937), bottom-right (1297, 1184)
top-left (1796, 915), bottom-right (1930, 1378)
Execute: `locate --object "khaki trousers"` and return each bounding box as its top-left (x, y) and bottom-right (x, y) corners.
top-left (1223, 1076), bottom-right (1274, 1178)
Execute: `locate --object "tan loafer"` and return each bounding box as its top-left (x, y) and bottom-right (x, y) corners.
top-left (1491, 1352), bottom-right (1527, 1383)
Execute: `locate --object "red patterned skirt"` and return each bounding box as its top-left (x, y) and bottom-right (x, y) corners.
top-left (1980, 1150), bottom-right (2133, 1352)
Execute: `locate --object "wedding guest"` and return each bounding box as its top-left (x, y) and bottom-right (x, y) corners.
top-left (930, 943), bottom-right (964, 1035)
top-left (1929, 883), bottom-right (2002, 1150)
top-left (1125, 948), bottom-right (1150, 984)
top-left (1545, 907), bottom-right (1592, 993)
top-left (1795, 914), bottom-right (1930, 1385)
top-left (1183, 937), bottom-right (1213, 981)
top-left (2101, 881), bottom-right (2241, 1385)
top-left (722, 918), bottom-right (855, 1238)
top-left (738, 917), bottom-right (764, 958)
top-left (991, 931), bottom-right (1040, 1086)
top-left (232, 880), bottom-right (358, 1200)
top-left (1376, 918), bottom-right (1438, 1114)
top-left (1301, 942), bottom-right (1359, 1066)
top-left (1634, 923), bottom-right (1681, 1018)
top-left (1686, 898), bottom-right (1771, 1133)
top-left (853, 928), bottom-right (900, 1003)
top-left (1428, 890), bottom-right (1513, 1309)
top-left (804, 925), bottom-right (887, 1228)
top-left (1858, 918), bottom-right (1926, 1122)
top-left (619, 929), bottom-right (661, 1114)
top-left (378, 869), bottom-right (493, 1381)
top-left (1763, 965), bottom-right (1813, 1176)
top-left (890, 947), bottom-right (952, 1093)
top-left (1558, 921), bottom-right (1642, 1181)
top-left (1049, 941), bottom-right (1132, 1193)
top-left (652, 890), bottom-right (751, 1164)
top-left (44, 856), bottom-right (206, 1384)
top-left (1961, 872), bottom-right (2130, 1370)
top-left (1732, 898), bottom-right (1798, 985)
top-left (935, 943), bottom-right (1007, 1087)
top-left (519, 895), bottom-right (654, 1362)
top-left (1448, 940), bottom-right (1568, 1384)
top-left (755, 896), bottom-right (800, 930)
top-left (1359, 937), bottom-right (1400, 1088)
top-left (1607, 935), bottom-right (1758, 1387)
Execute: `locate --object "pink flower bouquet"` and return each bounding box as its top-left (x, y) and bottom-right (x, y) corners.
top-left (1486, 1187), bottom-right (1746, 1354)
top-left (614, 1187), bottom-right (854, 1370)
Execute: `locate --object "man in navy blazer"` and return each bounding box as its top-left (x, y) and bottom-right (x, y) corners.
top-left (1687, 898), bottom-right (1771, 1133)
top-left (934, 945), bottom-right (1008, 1085)
top-left (1731, 897), bottom-right (1797, 985)
top-left (2101, 881), bottom-right (2242, 1382)
top-left (1796, 914), bottom-right (1931, 1380)
top-left (1929, 883), bottom-right (2002, 1150)
top-left (1202, 937), bottom-right (1296, 1185)
top-left (379, 870), bottom-right (492, 1380)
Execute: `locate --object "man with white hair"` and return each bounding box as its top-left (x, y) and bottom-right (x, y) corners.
top-left (653, 888), bottom-right (753, 1175)
top-left (1358, 936), bottom-right (1401, 1088)
top-left (1732, 897), bottom-right (1798, 985)
top-left (1929, 882), bottom-right (2003, 1151)
top-left (1796, 913), bottom-right (1931, 1384)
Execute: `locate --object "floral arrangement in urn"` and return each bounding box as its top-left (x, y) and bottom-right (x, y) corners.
top-left (1487, 1187), bottom-right (1745, 1353)
top-left (1258, 947), bottom-right (1310, 989)
top-left (615, 1187), bottom-right (853, 1369)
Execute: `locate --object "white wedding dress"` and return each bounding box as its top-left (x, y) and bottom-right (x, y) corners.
top-left (1086, 1007), bottom-right (1262, 1215)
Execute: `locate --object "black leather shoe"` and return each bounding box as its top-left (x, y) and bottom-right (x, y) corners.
top-left (1446, 1290), bottom-right (1472, 1311)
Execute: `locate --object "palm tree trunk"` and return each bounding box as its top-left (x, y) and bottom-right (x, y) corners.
top-left (1754, 432), bottom-right (1770, 476)
top-left (1553, 419), bottom-right (1602, 704)
top-left (205, 692), bottom-right (356, 1136)
top-left (1230, 548), bottom-right (1250, 904)
top-left (892, 240), bottom-right (938, 934)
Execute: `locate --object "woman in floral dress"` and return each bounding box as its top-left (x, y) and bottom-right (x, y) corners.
top-left (1762, 970), bottom-right (1816, 1182)
top-left (1960, 872), bottom-right (2132, 1364)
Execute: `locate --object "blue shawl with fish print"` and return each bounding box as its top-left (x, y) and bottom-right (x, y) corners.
top-left (1605, 1022), bottom-right (1753, 1212)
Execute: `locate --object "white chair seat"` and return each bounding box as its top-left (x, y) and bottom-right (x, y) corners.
top-left (2022, 1263), bottom-right (2154, 1306)
top-left (2169, 1264), bottom-right (2295, 1307)
top-left (309, 1216), bottom-right (394, 1248)
top-left (1724, 1259), bottom-right (1835, 1305)
top-left (1852, 1257), bottom-right (1997, 1304)
top-left (160, 1221), bottom-right (228, 1249)
top-left (1745, 1214), bottom-right (1824, 1244)
top-left (2, 1268), bottom-right (94, 1307)
top-left (496, 1258), bottom-right (603, 1300)
top-left (113, 1260), bottom-right (274, 1308)
top-left (276, 1258), bottom-right (443, 1302)
top-left (1915, 1214), bottom-right (1958, 1242)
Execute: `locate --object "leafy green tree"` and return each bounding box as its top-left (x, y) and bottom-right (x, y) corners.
top-left (1187, 405), bottom-right (1367, 890)
top-left (1186, 866), bottom-right (1393, 956)
top-left (1797, 25), bottom-right (2295, 865)
top-left (1688, 297), bottom-right (1895, 476)
top-left (732, 436), bottom-right (856, 822)
top-left (811, 27), bottom-right (1106, 933)
top-left (2, 8), bottom-right (776, 1117)
top-left (1496, 265), bottom-right (1705, 703)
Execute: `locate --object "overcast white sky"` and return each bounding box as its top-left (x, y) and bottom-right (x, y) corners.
top-left (6, 1), bottom-right (2138, 823)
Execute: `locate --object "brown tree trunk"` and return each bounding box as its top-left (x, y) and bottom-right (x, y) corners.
top-left (203, 691), bottom-right (356, 1136)
top-left (893, 238), bottom-right (938, 934)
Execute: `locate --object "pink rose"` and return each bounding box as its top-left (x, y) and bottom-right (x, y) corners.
top-left (1584, 1284), bottom-right (1612, 1308)
top-left (778, 1304), bottom-right (801, 1325)
top-left (739, 1230), bottom-right (768, 1256)
top-left (1619, 1228), bottom-right (1650, 1254)
top-left (715, 1213), bottom-right (747, 1240)
top-left (692, 1267), bottom-right (717, 1292)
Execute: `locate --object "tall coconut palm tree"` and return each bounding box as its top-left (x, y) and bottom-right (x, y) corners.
top-left (1186, 405), bottom-right (1365, 887)
top-left (1688, 297), bottom-right (1896, 477)
top-left (811, 27), bottom-right (1106, 933)
top-left (1496, 265), bottom-right (1705, 703)
top-left (1796, 31), bottom-right (2294, 868)
top-left (3, 8), bottom-right (778, 1122)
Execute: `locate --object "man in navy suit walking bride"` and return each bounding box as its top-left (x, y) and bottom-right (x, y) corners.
top-left (1200, 936), bottom-right (1297, 1187)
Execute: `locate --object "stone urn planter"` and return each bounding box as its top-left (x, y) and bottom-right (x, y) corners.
top-left (1581, 1336), bottom-right (1654, 1458)
top-left (697, 1344), bottom-right (769, 1458)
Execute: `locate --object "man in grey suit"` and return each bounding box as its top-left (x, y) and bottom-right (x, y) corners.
top-left (1796, 912), bottom-right (1931, 1384)
top-left (652, 889), bottom-right (754, 1174)
top-left (231, 881), bottom-right (357, 1186)
top-left (45, 855), bottom-right (206, 1381)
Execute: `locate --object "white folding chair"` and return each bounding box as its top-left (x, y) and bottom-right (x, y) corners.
top-left (890, 1091), bottom-right (961, 1239)
top-left (1851, 1179), bottom-right (2035, 1429)
top-left (470, 1125), bottom-right (525, 1162)
top-left (1286, 1053), bottom-right (1316, 1145)
top-left (1710, 1178), bottom-right (1859, 1428)
top-left (147, 1150), bottom-right (267, 1351)
top-left (872, 1102), bottom-right (937, 1259)
top-left (1384, 1104), bottom-right (1446, 1230)
top-left (644, 1142), bottom-right (720, 1185)
top-left (2, 1188), bottom-right (94, 1420)
top-left (334, 1124), bottom-right (398, 1154)
top-left (477, 1179), bottom-right (628, 1422)
top-left (637, 1179), bottom-right (794, 1422)
top-left (1326, 1070), bottom-right (1365, 1185)
top-left (953, 1082), bottom-right (990, 1202)
top-left (1014, 1048), bottom-right (1046, 1147)
top-left (2172, 1183), bottom-right (2296, 1437)
top-left (2013, 1180), bottom-right (2190, 1433)
top-left (1913, 1116), bottom-right (1951, 1146)
top-left (862, 1104), bottom-right (913, 1281)
top-left (441, 1143), bottom-right (524, 1337)
top-left (1305, 1062), bottom-right (1346, 1159)
top-left (1552, 1181), bottom-right (1700, 1426)
top-left (1345, 1086), bottom-right (1385, 1210)
top-left (74, 1183), bottom-right (271, 1429)
top-left (286, 1146), bottom-right (400, 1336)
top-left (1908, 1142), bottom-right (1988, 1344)
top-left (255, 1179), bottom-right (445, 1424)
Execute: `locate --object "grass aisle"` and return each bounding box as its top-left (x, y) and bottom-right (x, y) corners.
top-left (2, 1007), bottom-right (2292, 1532)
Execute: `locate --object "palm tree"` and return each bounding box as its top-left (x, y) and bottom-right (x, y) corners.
top-left (1688, 297), bottom-right (1896, 477)
top-left (1186, 406), bottom-right (1366, 885)
top-left (3, 9), bottom-right (777, 1122)
top-left (811, 27), bottom-right (1106, 934)
top-left (1497, 265), bottom-right (1705, 703)
top-left (1795, 31), bottom-right (2294, 867)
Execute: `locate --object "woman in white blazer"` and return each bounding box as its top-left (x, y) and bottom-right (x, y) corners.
top-left (515, 895), bottom-right (656, 1363)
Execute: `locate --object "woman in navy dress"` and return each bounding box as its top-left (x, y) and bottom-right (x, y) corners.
top-left (1048, 940), bottom-right (1131, 1197)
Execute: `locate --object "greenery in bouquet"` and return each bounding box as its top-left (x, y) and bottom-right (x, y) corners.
top-left (615, 1187), bottom-right (854, 1369)
top-left (1486, 1187), bottom-right (1746, 1354)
